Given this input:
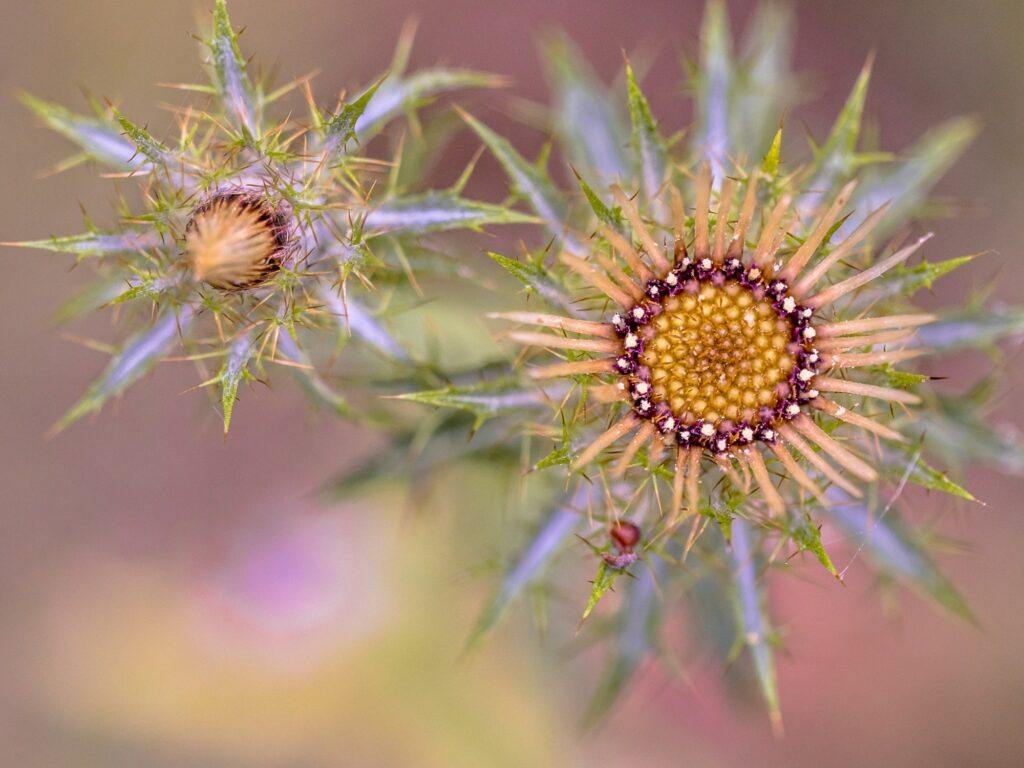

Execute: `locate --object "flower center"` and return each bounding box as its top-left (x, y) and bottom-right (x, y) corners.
top-left (611, 259), bottom-right (822, 452)
top-left (642, 281), bottom-right (794, 425)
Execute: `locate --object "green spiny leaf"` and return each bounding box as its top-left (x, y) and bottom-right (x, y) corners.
top-left (355, 69), bottom-right (507, 143)
top-left (583, 563), bottom-right (660, 728)
top-left (466, 498), bottom-right (583, 651)
top-left (107, 275), bottom-right (171, 306)
top-left (580, 559), bottom-right (623, 626)
top-left (696, 0), bottom-right (734, 173)
top-left (872, 363), bottom-right (930, 390)
top-left (875, 253), bottom-right (977, 297)
top-left (907, 456), bottom-right (976, 501)
top-left (112, 108), bottom-right (171, 165)
top-left (396, 380), bottom-right (544, 428)
top-left (458, 109), bottom-right (571, 246)
top-left (4, 230), bottom-right (161, 259)
top-left (824, 490), bottom-right (976, 623)
top-left (487, 251), bottom-right (575, 312)
top-left (803, 55), bottom-right (873, 200)
top-left (219, 331), bottom-right (256, 435)
top-left (916, 304), bottom-right (1024, 351)
top-left (762, 127), bottom-right (782, 176)
top-left (539, 31), bottom-right (628, 181)
top-left (849, 117), bottom-right (979, 237)
top-left (20, 92), bottom-right (141, 170)
top-left (791, 515), bottom-right (840, 579)
top-left (362, 192), bottom-right (537, 235)
top-left (624, 60), bottom-right (668, 211)
top-left (533, 444), bottom-right (571, 471)
top-left (710, 506), bottom-right (734, 543)
top-left (488, 251), bottom-right (541, 284)
top-left (730, 518), bottom-right (782, 732)
top-left (323, 79), bottom-right (383, 156)
top-left (53, 304), bottom-right (195, 433)
top-left (573, 168), bottom-right (622, 228)
top-left (209, 0), bottom-right (257, 136)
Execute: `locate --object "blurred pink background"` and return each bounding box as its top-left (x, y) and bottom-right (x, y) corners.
top-left (2, 1), bottom-right (1023, 765)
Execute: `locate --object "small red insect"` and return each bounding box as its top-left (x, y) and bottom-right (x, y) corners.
top-left (604, 520), bottom-right (641, 569)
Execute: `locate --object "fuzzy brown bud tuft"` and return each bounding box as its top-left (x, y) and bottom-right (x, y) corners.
top-left (184, 192), bottom-right (293, 290)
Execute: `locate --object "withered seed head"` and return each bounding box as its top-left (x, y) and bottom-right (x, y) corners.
top-left (184, 192), bottom-right (292, 290)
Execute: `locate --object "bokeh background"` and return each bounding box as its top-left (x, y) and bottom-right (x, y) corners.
top-left (3, 0), bottom-right (1023, 765)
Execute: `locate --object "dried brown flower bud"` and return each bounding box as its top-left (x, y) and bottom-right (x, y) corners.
top-left (184, 192), bottom-right (293, 290)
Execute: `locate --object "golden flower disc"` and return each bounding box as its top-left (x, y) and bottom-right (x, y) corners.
top-left (640, 281), bottom-right (795, 425)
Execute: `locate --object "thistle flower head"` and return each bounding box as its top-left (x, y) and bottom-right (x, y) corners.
top-left (12, 1), bottom-right (522, 434)
top-left (377, 1), bottom-right (1023, 727)
top-left (501, 164), bottom-right (938, 518)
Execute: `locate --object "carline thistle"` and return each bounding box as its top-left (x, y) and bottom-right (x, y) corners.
top-left (498, 166), bottom-right (930, 525)
top-left (11, 0), bottom-right (522, 434)
top-left (436, 1), bottom-right (1012, 724)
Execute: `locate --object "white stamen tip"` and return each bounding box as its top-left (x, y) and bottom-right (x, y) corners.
top-left (786, 404), bottom-right (801, 416)
top-left (835, 406), bottom-right (846, 416)
top-left (803, 327), bottom-right (817, 339)
top-left (741, 428), bottom-right (754, 441)
top-left (798, 368), bottom-right (814, 382)
top-left (632, 307), bottom-right (645, 320)
top-left (763, 429), bottom-right (775, 440)
top-left (635, 381), bottom-right (650, 395)
top-left (624, 333), bottom-right (638, 349)
top-left (701, 423), bottom-right (715, 437)
top-left (783, 297), bottom-right (796, 313)
top-left (701, 258), bottom-right (713, 270)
